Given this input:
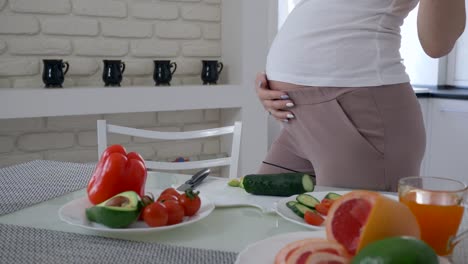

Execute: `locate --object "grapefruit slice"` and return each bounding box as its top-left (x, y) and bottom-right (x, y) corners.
top-left (300, 252), bottom-right (350, 264)
top-left (275, 238), bottom-right (351, 264)
top-left (325, 190), bottom-right (420, 256)
top-left (275, 238), bottom-right (328, 264)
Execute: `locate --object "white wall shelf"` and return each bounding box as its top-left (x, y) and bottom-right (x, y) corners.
top-left (0, 85), bottom-right (244, 119)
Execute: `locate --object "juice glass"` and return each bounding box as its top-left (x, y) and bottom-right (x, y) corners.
top-left (398, 176), bottom-right (467, 257)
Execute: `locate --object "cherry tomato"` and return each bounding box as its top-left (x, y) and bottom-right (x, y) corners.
top-left (160, 188), bottom-right (181, 199)
top-left (142, 202), bottom-right (168, 227)
top-left (141, 193), bottom-right (155, 206)
top-left (157, 194), bottom-right (179, 203)
top-left (162, 200), bottom-right (185, 225)
top-left (138, 193), bottom-right (155, 220)
top-left (179, 189), bottom-right (201, 216)
top-left (321, 198), bottom-right (335, 208)
top-left (315, 203), bottom-right (329, 216)
top-left (304, 211), bottom-right (325, 226)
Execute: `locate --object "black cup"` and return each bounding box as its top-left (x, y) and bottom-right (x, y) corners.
top-left (102, 60), bottom-right (125, 87)
top-left (42, 59), bottom-right (69, 88)
top-left (201, 60), bottom-right (223, 85)
top-left (153, 60), bottom-right (177, 86)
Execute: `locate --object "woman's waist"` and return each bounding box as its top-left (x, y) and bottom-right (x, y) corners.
top-left (266, 73), bottom-right (411, 92)
top-left (268, 80), bottom-right (308, 91)
top-left (269, 82), bottom-right (414, 106)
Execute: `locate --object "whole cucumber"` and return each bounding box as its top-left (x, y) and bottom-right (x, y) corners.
top-left (242, 173), bottom-right (315, 196)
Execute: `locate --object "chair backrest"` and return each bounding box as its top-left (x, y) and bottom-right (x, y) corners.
top-left (96, 120), bottom-right (242, 179)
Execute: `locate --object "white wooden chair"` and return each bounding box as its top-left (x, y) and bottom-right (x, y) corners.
top-left (96, 120), bottom-right (242, 179)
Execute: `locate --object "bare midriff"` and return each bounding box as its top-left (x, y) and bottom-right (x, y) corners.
top-left (268, 80), bottom-right (310, 91)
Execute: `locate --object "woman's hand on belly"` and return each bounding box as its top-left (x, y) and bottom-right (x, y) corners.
top-left (255, 72), bottom-right (296, 122)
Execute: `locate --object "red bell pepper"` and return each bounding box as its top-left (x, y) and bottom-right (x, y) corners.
top-left (87, 145), bottom-right (147, 205)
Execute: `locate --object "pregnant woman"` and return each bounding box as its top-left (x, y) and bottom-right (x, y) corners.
top-left (256, 0), bottom-right (466, 191)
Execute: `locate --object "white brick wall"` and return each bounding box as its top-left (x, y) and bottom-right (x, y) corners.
top-left (0, 0), bottom-right (222, 88)
top-left (0, 16), bottom-right (39, 34)
top-left (42, 18), bottom-right (99, 36)
top-left (9, 38), bottom-right (72, 55)
top-left (131, 3), bottom-right (179, 20)
top-left (155, 22), bottom-right (202, 39)
top-left (0, 40), bottom-right (6, 54)
top-left (11, 0), bottom-right (71, 14)
top-left (72, 0), bottom-right (127, 18)
top-left (0, 0), bottom-right (226, 172)
top-left (0, 59), bottom-right (39, 76)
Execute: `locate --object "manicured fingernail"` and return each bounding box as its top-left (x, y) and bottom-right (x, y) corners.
top-left (257, 81), bottom-right (263, 88)
top-left (280, 95), bottom-right (289, 100)
top-left (283, 119), bottom-right (289, 123)
top-left (287, 114), bottom-right (295, 119)
top-left (286, 102), bottom-right (294, 108)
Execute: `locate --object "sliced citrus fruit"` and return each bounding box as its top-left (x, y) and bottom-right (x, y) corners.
top-left (326, 190), bottom-right (420, 256)
top-left (285, 240), bottom-right (350, 264)
top-left (275, 238), bottom-right (326, 264)
top-left (299, 252), bottom-right (350, 264)
top-left (275, 238), bottom-right (351, 264)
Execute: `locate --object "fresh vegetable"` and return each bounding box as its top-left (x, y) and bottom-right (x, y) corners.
top-left (179, 189), bottom-right (201, 216)
top-left (304, 211), bottom-right (325, 226)
top-left (157, 194), bottom-right (179, 203)
top-left (159, 188), bottom-right (181, 199)
top-left (162, 200), bottom-right (185, 225)
top-left (296, 194), bottom-right (320, 208)
top-left (287, 201), bottom-right (316, 218)
top-left (324, 192), bottom-right (343, 201)
top-left (315, 196), bottom-right (338, 216)
top-left (286, 200), bottom-right (299, 210)
top-left (284, 192), bottom-right (342, 226)
top-left (315, 202), bottom-right (330, 216)
top-left (286, 192), bottom-right (341, 218)
top-left (321, 198), bottom-right (335, 208)
top-left (85, 191), bottom-right (142, 228)
top-left (227, 178), bottom-right (240, 187)
top-left (141, 193), bottom-right (155, 207)
top-left (242, 173), bottom-right (315, 196)
top-left (142, 201), bottom-right (169, 227)
top-left (87, 144), bottom-right (147, 205)
top-left (239, 177), bottom-right (245, 189)
top-left (138, 193), bottom-right (155, 220)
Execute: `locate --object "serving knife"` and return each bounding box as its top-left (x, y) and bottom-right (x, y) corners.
top-left (176, 168), bottom-right (211, 191)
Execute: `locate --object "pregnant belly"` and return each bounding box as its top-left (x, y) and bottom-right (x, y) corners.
top-left (268, 80), bottom-right (311, 91)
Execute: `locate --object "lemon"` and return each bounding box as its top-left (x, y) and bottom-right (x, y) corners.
top-left (351, 236), bottom-right (438, 264)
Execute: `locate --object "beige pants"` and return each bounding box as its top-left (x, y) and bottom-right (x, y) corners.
top-left (258, 83), bottom-right (426, 192)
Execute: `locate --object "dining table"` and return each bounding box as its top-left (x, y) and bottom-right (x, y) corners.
top-left (0, 160), bottom-right (466, 264)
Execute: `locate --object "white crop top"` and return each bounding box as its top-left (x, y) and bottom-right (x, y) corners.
top-left (266, 0), bottom-right (419, 87)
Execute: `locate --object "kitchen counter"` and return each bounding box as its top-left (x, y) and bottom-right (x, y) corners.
top-left (414, 85), bottom-right (468, 100)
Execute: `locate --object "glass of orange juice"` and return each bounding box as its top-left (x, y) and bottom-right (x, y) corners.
top-left (398, 176), bottom-right (467, 257)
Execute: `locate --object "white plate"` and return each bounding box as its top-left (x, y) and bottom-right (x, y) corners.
top-left (274, 191), bottom-right (347, 230)
top-left (235, 231), bottom-right (326, 264)
top-left (234, 231), bottom-right (451, 264)
top-left (274, 191), bottom-right (398, 230)
top-left (58, 190), bottom-right (215, 234)
top-left (193, 177), bottom-right (284, 213)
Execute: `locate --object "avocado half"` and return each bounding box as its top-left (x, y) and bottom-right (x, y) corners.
top-left (85, 191), bottom-right (142, 228)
